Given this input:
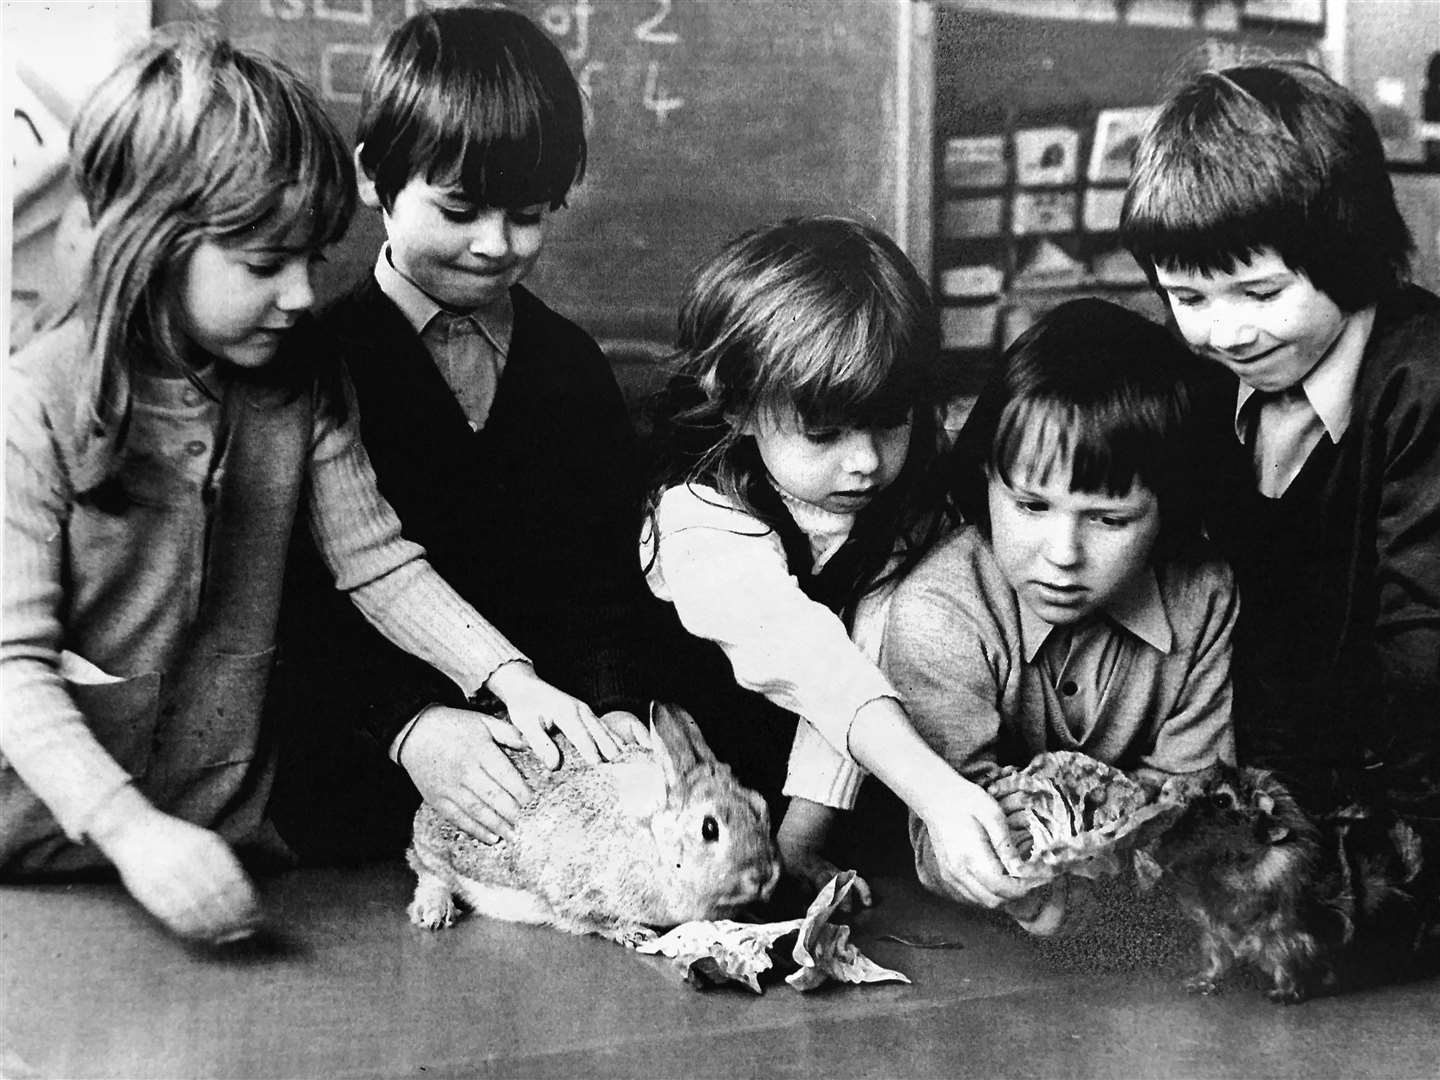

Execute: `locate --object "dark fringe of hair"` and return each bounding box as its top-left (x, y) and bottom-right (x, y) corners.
top-left (358, 6), bottom-right (586, 211)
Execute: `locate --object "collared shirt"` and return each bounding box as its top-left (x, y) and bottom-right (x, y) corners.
top-left (1018, 569), bottom-right (1173, 742)
top-left (373, 248), bottom-right (512, 432)
top-left (883, 525), bottom-right (1236, 785)
top-left (1233, 306), bottom-right (1375, 497)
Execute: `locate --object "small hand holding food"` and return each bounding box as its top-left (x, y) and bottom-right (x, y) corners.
top-left (88, 787), bottom-right (262, 943)
top-left (918, 777), bottom-right (1032, 909)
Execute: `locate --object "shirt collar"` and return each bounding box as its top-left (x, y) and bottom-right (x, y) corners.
top-left (374, 246), bottom-right (444, 335)
top-left (1018, 567), bottom-right (1173, 662)
top-left (1232, 304), bottom-right (1375, 444)
top-left (372, 246), bottom-right (514, 349)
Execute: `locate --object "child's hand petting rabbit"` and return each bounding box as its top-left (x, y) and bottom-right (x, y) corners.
top-left (407, 702), bottom-right (781, 945)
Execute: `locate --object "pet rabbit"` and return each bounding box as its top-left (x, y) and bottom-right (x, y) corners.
top-left (407, 702), bottom-right (781, 945)
top-left (1140, 764), bottom-right (1432, 1003)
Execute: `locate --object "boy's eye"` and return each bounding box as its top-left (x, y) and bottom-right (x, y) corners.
top-left (803, 428), bottom-right (842, 445)
top-left (1092, 514), bottom-right (1132, 528)
top-left (507, 207), bottom-right (546, 227)
top-left (1245, 288), bottom-right (1282, 302)
top-left (1016, 498), bottom-right (1049, 514)
top-left (438, 204), bottom-right (479, 224)
top-left (1165, 291), bottom-right (1202, 308)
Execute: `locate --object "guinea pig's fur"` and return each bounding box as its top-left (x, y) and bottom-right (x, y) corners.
top-left (1143, 764), bottom-right (1435, 1003)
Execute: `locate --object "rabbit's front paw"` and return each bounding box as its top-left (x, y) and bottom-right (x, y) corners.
top-left (409, 876), bottom-right (461, 930)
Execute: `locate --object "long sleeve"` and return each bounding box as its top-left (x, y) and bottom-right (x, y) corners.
top-left (644, 484), bottom-right (895, 759)
top-left (1369, 329), bottom-right (1440, 779)
top-left (303, 375), bottom-right (527, 696)
top-left (879, 539), bottom-right (1012, 782)
top-left (2, 354), bottom-right (133, 839)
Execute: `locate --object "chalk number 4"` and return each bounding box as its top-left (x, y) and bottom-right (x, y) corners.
top-left (636, 0), bottom-right (683, 123)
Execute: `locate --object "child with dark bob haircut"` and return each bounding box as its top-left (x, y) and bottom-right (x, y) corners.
top-left (269, 6), bottom-right (662, 862)
top-left (1121, 60), bottom-right (1440, 827)
top-left (883, 298), bottom-right (1237, 934)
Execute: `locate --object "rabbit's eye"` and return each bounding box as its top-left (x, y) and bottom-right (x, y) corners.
top-left (1210, 789), bottom-right (1237, 810)
top-left (701, 815), bottom-right (720, 842)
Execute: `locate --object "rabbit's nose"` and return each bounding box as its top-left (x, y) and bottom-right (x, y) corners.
top-left (755, 856), bottom-right (781, 902)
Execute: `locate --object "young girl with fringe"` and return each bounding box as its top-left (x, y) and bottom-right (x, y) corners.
top-left (643, 216), bottom-right (1030, 909)
top-left (1, 25), bottom-right (616, 944)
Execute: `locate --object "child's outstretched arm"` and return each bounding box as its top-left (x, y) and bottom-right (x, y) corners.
top-left (849, 698), bottom-right (1029, 908)
top-left (301, 377), bottom-right (620, 804)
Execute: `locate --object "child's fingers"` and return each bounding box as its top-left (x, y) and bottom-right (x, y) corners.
top-left (510, 710), bottom-right (562, 769)
top-left (436, 795), bottom-right (513, 845)
top-left (598, 709), bottom-right (647, 746)
top-left (545, 702), bottom-right (611, 766)
top-left (579, 709), bottom-right (622, 761)
top-left (476, 713), bottom-right (528, 750)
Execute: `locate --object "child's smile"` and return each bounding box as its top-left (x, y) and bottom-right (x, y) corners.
top-left (1153, 249), bottom-right (1352, 394)
top-left (373, 177), bottom-right (549, 311)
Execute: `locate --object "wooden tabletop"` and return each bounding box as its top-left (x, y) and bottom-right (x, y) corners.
top-left (2, 862), bottom-right (1436, 1079)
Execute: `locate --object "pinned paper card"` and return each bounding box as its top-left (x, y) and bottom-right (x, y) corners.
top-left (1013, 240), bottom-right (1085, 289)
top-left (1011, 191), bottom-right (1078, 236)
top-left (943, 134), bottom-right (1009, 188)
top-left (1014, 126), bottom-right (1080, 187)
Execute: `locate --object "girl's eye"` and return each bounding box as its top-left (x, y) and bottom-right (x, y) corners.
top-left (1166, 291), bottom-right (1202, 308)
top-left (438, 204), bottom-right (478, 223)
top-left (507, 207), bottom-right (545, 226)
top-left (804, 428), bottom-right (842, 445)
top-left (1246, 288), bottom-right (1282, 302)
top-left (1016, 499), bottom-right (1048, 514)
top-left (245, 261), bottom-right (285, 279)
top-left (1092, 514), bottom-right (1132, 528)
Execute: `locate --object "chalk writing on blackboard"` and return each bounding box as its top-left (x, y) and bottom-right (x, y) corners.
top-left (196, 0), bottom-right (689, 124)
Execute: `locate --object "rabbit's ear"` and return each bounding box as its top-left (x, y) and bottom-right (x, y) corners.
top-left (648, 702), bottom-right (717, 791)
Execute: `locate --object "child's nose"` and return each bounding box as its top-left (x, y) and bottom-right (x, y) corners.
top-left (1042, 517), bottom-right (1083, 567)
top-left (277, 261), bottom-right (315, 313)
top-left (842, 432), bottom-right (881, 475)
top-left (468, 211), bottom-right (512, 259)
top-left (1206, 305), bottom-right (1258, 353)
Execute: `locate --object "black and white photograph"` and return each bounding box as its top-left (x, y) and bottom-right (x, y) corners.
top-left (3, 1), bottom-right (1439, 1077)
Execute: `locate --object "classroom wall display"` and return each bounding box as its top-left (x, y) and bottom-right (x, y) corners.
top-left (930, 2), bottom-right (1323, 391)
top-left (152, 0), bottom-right (913, 355)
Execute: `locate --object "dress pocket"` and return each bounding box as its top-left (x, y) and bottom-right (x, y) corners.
top-left (62, 656), bottom-right (164, 779)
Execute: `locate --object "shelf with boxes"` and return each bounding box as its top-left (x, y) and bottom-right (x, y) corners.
top-left (927, 2), bottom-right (1325, 396)
top-left (933, 104), bottom-right (1167, 387)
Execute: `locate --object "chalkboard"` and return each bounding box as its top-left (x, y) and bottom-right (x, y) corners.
top-left (152, 0), bottom-right (911, 354)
